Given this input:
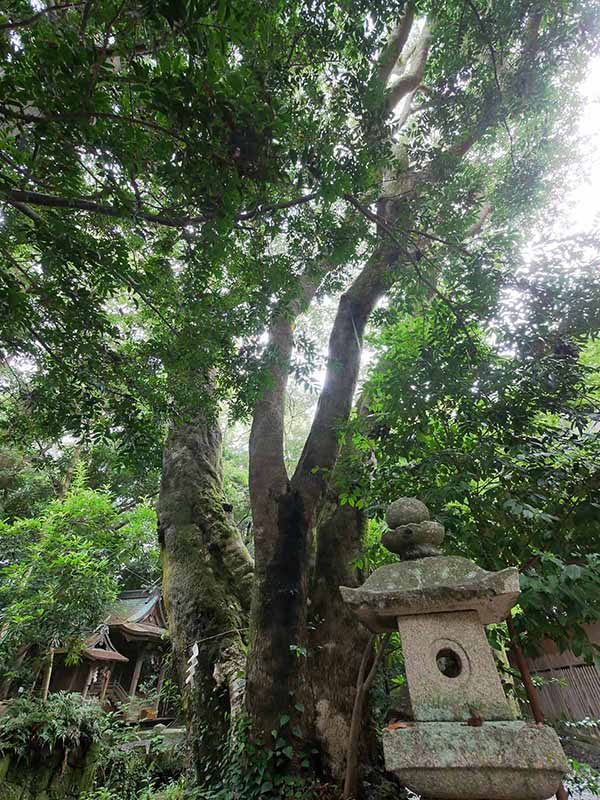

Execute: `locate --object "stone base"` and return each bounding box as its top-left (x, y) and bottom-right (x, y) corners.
top-left (383, 720), bottom-right (568, 800)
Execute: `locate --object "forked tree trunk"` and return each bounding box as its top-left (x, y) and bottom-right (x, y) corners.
top-left (245, 486), bottom-right (381, 787)
top-left (158, 413), bottom-right (253, 776)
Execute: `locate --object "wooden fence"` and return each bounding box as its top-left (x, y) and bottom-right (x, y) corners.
top-left (526, 621), bottom-right (600, 738)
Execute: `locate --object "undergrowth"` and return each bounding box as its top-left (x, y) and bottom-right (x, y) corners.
top-left (0, 691), bottom-right (109, 759)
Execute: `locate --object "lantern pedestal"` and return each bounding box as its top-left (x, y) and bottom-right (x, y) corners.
top-left (383, 721), bottom-right (566, 800)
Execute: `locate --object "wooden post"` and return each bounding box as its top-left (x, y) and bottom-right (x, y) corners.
top-left (507, 616), bottom-right (569, 800)
top-left (129, 649), bottom-right (145, 698)
top-left (82, 665), bottom-right (95, 699)
top-left (154, 660), bottom-right (166, 714)
top-left (41, 649), bottom-right (55, 702)
top-left (99, 666), bottom-right (112, 702)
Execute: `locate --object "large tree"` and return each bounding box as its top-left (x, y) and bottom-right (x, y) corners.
top-left (2, 0), bottom-right (600, 794)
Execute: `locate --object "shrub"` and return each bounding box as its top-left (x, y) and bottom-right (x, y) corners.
top-left (0, 692), bottom-right (110, 761)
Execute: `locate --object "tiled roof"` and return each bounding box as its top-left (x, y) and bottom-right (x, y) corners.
top-left (106, 587), bottom-right (163, 625)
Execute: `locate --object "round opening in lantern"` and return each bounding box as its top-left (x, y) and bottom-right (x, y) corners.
top-left (436, 648), bottom-right (462, 678)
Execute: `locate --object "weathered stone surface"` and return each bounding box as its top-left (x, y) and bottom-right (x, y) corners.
top-left (341, 498), bottom-right (568, 800)
top-left (398, 610), bottom-right (514, 721)
top-left (339, 556), bottom-right (519, 631)
top-left (382, 520), bottom-right (445, 560)
top-left (385, 497), bottom-right (430, 528)
top-left (383, 720), bottom-right (568, 800)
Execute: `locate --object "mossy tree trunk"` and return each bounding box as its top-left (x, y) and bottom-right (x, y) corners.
top-left (158, 413), bottom-right (253, 776)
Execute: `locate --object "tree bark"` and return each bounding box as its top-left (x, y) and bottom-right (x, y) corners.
top-left (158, 412), bottom-right (253, 777)
top-left (309, 496), bottom-right (376, 781)
top-left (246, 249), bottom-right (396, 743)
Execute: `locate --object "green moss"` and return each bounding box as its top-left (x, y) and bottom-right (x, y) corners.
top-left (0, 748), bottom-right (100, 800)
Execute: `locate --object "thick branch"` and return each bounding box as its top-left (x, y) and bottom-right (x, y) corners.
top-left (0, 184), bottom-right (318, 229)
top-left (292, 245), bottom-right (399, 511)
top-left (347, 194), bottom-right (479, 356)
top-left (249, 317), bottom-right (295, 507)
top-left (4, 197), bottom-right (44, 223)
top-left (386, 22), bottom-right (432, 113)
top-left (249, 273), bottom-right (323, 523)
top-left (377, 5), bottom-right (415, 85)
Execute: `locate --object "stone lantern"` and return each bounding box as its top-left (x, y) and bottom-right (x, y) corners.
top-left (340, 497), bottom-right (568, 800)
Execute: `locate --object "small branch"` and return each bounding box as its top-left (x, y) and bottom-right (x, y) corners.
top-left (0, 3), bottom-right (84, 31)
top-left (343, 633), bottom-right (390, 799)
top-left (440, 8), bottom-right (542, 165)
top-left (1, 185), bottom-right (318, 229)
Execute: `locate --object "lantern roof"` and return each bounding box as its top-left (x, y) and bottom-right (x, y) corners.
top-left (341, 555), bottom-right (519, 632)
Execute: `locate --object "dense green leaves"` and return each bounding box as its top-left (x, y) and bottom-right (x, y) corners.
top-left (0, 691), bottom-right (110, 759)
top-left (0, 478), bottom-right (159, 681)
top-left (1, 0), bottom-right (600, 715)
top-left (343, 232), bottom-right (600, 655)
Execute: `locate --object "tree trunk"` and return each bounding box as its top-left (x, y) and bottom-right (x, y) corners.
top-left (245, 486), bottom-right (315, 740)
top-left (309, 497), bottom-right (377, 782)
top-left (158, 413), bottom-right (253, 777)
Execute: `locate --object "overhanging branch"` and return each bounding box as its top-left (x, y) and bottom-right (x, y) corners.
top-left (0, 184), bottom-right (319, 229)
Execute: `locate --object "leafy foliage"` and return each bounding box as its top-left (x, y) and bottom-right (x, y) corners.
top-left (1, 0), bottom-right (600, 789)
top-left (194, 714), bottom-right (336, 800)
top-left (340, 234), bottom-right (600, 656)
top-left (0, 481), bottom-right (160, 678)
top-left (0, 691), bottom-right (110, 759)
